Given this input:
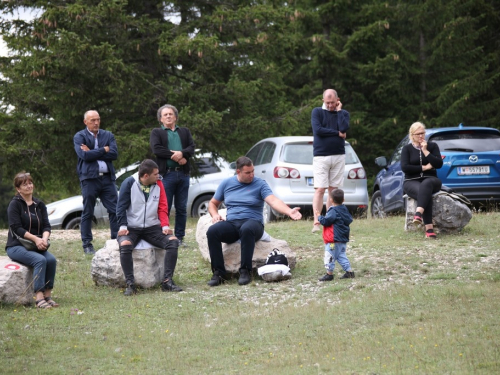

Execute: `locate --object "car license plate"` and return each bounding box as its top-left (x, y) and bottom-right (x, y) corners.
top-left (457, 166), bottom-right (490, 175)
top-left (306, 177), bottom-right (314, 186)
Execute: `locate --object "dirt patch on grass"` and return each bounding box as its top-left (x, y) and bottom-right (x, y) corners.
top-left (0, 229), bottom-right (110, 243)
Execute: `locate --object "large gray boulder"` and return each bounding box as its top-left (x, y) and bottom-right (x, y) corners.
top-left (0, 256), bottom-right (34, 305)
top-left (405, 192), bottom-right (472, 233)
top-left (91, 240), bottom-right (166, 288)
top-left (196, 210), bottom-right (296, 273)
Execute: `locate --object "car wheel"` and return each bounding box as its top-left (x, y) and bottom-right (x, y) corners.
top-left (263, 203), bottom-right (276, 224)
top-left (370, 191), bottom-right (386, 218)
top-left (191, 194), bottom-right (213, 218)
top-left (65, 217), bottom-right (82, 230)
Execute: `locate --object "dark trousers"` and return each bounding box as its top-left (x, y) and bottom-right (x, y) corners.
top-left (206, 219), bottom-right (264, 274)
top-left (404, 177), bottom-right (442, 225)
top-left (117, 226), bottom-right (179, 285)
top-left (80, 174), bottom-right (118, 245)
top-left (162, 170), bottom-right (190, 240)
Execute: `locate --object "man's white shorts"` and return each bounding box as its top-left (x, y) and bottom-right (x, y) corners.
top-left (313, 155), bottom-right (345, 188)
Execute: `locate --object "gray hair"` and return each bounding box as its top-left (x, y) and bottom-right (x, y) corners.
top-left (157, 104), bottom-right (179, 123)
top-left (83, 110), bottom-right (99, 120)
top-left (323, 89), bottom-right (338, 99)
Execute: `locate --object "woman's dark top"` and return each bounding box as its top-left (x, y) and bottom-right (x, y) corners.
top-left (401, 142), bottom-right (443, 180)
top-left (6, 195), bottom-right (51, 249)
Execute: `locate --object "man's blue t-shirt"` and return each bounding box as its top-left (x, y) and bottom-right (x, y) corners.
top-left (214, 176), bottom-right (273, 223)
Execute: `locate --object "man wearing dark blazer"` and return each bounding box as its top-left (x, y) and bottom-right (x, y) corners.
top-left (150, 104), bottom-right (195, 246)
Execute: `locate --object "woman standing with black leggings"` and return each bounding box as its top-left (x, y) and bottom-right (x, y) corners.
top-left (401, 122), bottom-right (443, 238)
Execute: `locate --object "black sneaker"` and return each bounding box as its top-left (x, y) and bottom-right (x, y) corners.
top-left (83, 244), bottom-right (95, 255)
top-left (178, 239), bottom-right (187, 247)
top-left (207, 271), bottom-right (226, 287)
top-left (238, 268), bottom-right (251, 286)
top-left (161, 279), bottom-right (183, 292)
top-left (340, 271), bottom-right (355, 279)
top-left (319, 273), bottom-right (334, 281)
top-left (124, 283), bottom-right (137, 296)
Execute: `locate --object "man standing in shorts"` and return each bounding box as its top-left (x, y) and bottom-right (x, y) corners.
top-left (311, 89), bottom-right (350, 233)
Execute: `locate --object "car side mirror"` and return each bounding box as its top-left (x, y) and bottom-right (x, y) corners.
top-left (375, 156), bottom-right (388, 168)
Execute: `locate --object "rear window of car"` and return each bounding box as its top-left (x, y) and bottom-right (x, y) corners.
top-left (281, 142), bottom-right (360, 165)
top-left (430, 130), bottom-right (500, 152)
top-left (282, 143), bottom-right (313, 164)
top-left (345, 145), bottom-right (360, 165)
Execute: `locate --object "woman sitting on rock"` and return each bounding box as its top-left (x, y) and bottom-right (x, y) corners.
top-left (401, 122), bottom-right (443, 239)
top-left (5, 172), bottom-right (58, 309)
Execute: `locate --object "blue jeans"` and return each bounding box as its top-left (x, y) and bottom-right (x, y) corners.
top-left (6, 246), bottom-right (57, 293)
top-left (207, 219), bottom-right (264, 273)
top-left (162, 170), bottom-right (190, 240)
top-left (323, 242), bottom-right (351, 273)
top-left (80, 174), bottom-right (118, 246)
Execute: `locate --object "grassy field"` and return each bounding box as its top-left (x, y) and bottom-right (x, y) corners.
top-left (1, 212), bottom-right (500, 374)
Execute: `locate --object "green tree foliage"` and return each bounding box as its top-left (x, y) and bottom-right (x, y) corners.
top-left (0, 0), bottom-right (499, 216)
top-left (286, 0), bottom-right (500, 177)
top-left (0, 0), bottom-right (301, 201)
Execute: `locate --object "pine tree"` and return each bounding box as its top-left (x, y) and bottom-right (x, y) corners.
top-left (0, 0), bottom-right (297, 197)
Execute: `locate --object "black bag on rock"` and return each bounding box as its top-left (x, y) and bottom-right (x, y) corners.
top-left (266, 248), bottom-right (289, 266)
top-left (437, 186), bottom-right (473, 209)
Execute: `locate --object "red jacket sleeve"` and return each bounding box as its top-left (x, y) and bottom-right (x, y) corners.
top-left (157, 180), bottom-right (170, 228)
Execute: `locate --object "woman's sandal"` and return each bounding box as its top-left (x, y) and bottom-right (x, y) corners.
top-left (45, 297), bottom-right (60, 307)
top-left (413, 215), bottom-right (423, 225)
top-left (36, 299), bottom-right (52, 309)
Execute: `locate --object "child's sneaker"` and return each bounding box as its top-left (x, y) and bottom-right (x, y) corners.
top-left (318, 273), bottom-right (334, 281)
top-left (340, 271), bottom-right (355, 279)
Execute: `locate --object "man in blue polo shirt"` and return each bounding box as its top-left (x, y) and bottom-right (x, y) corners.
top-left (206, 156), bottom-right (302, 286)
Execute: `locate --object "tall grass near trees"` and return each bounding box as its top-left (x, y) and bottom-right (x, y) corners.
top-left (1, 213), bottom-right (499, 374)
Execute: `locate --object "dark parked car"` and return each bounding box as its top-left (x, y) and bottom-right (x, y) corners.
top-left (371, 125), bottom-right (500, 217)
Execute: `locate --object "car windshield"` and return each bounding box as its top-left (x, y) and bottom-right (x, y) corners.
top-left (281, 142), bottom-right (359, 165)
top-left (115, 155), bottom-right (226, 189)
top-left (430, 131), bottom-right (500, 152)
top-left (115, 169), bottom-right (136, 189)
top-left (190, 156), bottom-right (221, 176)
